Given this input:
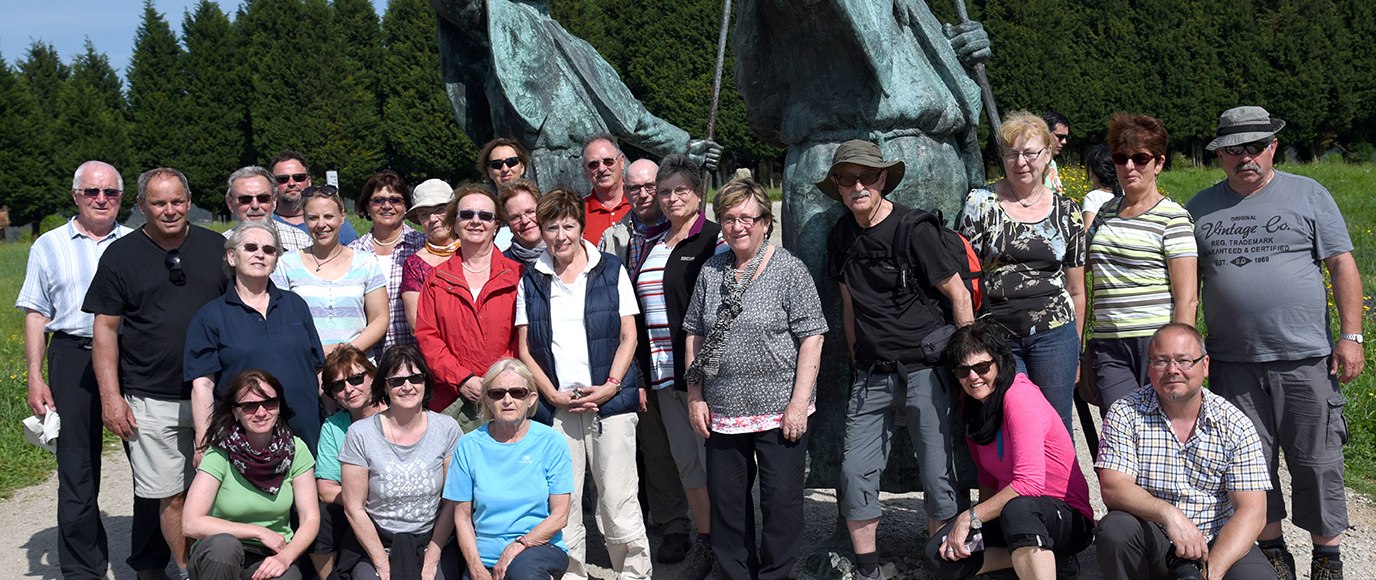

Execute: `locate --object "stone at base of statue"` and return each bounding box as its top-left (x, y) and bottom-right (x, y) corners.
top-left (796, 551), bottom-right (902, 580)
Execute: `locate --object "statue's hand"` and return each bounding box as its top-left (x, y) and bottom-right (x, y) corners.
top-left (687, 139), bottom-right (724, 172)
top-left (944, 21), bottom-right (991, 68)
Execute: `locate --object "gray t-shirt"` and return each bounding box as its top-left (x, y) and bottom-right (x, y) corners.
top-left (1186, 171), bottom-right (1353, 362)
top-left (338, 411), bottom-right (461, 534)
top-left (683, 247), bottom-right (828, 428)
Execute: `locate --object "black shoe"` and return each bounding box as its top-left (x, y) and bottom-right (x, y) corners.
top-left (1262, 545), bottom-right (1296, 580)
top-left (1311, 553), bottom-right (1344, 580)
top-left (1055, 552), bottom-right (1080, 579)
top-left (681, 538), bottom-right (717, 580)
top-left (657, 532), bottom-right (691, 564)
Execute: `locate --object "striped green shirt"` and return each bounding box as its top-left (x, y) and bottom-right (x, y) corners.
top-left (1087, 197), bottom-right (1196, 338)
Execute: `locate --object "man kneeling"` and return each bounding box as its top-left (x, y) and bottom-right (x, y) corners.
top-left (1096, 323), bottom-right (1275, 579)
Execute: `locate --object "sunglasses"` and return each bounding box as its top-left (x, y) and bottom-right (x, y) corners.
top-left (240, 242), bottom-right (278, 256)
top-left (458, 209), bottom-right (497, 222)
top-left (274, 173), bottom-right (309, 184)
top-left (832, 171), bottom-right (882, 188)
top-left (487, 156), bottom-right (522, 170)
top-left (326, 372), bottom-right (367, 395)
top-left (164, 249), bottom-right (186, 285)
top-left (585, 157), bottom-right (619, 170)
top-left (485, 387), bottom-right (532, 401)
top-left (1219, 140), bottom-right (1271, 156)
top-left (1053, 133), bottom-right (1069, 142)
top-left (386, 373), bottom-right (426, 388)
top-left (953, 359), bottom-right (996, 377)
top-left (1111, 152), bottom-right (1156, 167)
top-left (77, 188), bottom-right (123, 199)
top-left (301, 185), bottom-right (339, 197)
top-left (235, 193), bottom-right (273, 206)
top-left (370, 196), bottom-right (406, 207)
top-left (234, 398), bottom-right (280, 413)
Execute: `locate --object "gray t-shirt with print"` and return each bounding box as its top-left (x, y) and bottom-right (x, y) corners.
top-left (338, 411), bottom-right (461, 534)
top-left (1186, 171), bottom-right (1353, 362)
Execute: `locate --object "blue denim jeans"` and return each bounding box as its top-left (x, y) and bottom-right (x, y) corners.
top-left (1007, 322), bottom-right (1080, 440)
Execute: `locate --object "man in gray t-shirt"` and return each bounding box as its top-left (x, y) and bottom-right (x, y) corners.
top-left (1186, 106), bottom-right (1365, 580)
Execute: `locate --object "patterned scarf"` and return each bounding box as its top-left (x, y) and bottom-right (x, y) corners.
top-left (221, 422), bottom-right (296, 494)
top-left (505, 239), bottom-right (545, 266)
top-left (425, 240), bottom-right (459, 257)
top-left (684, 243), bottom-right (769, 386)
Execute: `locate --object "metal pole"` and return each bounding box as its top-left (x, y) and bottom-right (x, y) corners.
top-left (704, 0), bottom-right (733, 188)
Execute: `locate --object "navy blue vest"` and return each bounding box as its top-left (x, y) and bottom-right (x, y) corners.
top-left (522, 252), bottom-right (638, 424)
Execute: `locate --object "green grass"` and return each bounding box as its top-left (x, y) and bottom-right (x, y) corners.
top-left (0, 243), bottom-right (59, 497)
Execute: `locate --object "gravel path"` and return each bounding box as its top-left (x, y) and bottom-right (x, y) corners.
top-left (5, 410), bottom-right (1375, 579)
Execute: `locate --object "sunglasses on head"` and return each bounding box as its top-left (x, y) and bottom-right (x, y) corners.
top-left (301, 185), bottom-right (339, 197)
top-left (274, 173), bottom-right (309, 184)
top-left (78, 188), bottom-right (123, 199)
top-left (1111, 152), bottom-right (1156, 167)
top-left (326, 372), bottom-right (367, 395)
top-left (164, 249), bottom-right (186, 285)
top-left (458, 209), bottom-right (497, 222)
top-left (953, 359), bottom-right (995, 377)
top-left (236, 193), bottom-right (273, 206)
top-left (240, 242), bottom-right (278, 256)
top-left (585, 157), bottom-right (618, 170)
top-left (485, 386), bottom-right (532, 401)
top-left (1220, 140), bottom-right (1271, 156)
top-left (386, 373), bottom-right (426, 388)
top-left (487, 157), bottom-right (522, 170)
top-left (832, 170), bottom-right (882, 188)
top-left (234, 398), bottom-right (280, 413)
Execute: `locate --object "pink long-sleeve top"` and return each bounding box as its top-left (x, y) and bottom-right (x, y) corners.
top-left (968, 373), bottom-right (1093, 520)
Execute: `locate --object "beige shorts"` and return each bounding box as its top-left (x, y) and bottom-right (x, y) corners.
top-left (125, 394), bottom-right (195, 498)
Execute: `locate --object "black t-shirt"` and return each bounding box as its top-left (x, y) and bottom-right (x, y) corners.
top-left (83, 226), bottom-right (228, 400)
top-left (827, 203), bottom-right (959, 366)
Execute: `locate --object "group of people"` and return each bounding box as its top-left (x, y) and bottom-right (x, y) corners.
top-left (17, 103), bottom-right (1364, 580)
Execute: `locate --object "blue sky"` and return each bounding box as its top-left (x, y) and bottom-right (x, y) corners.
top-left (1, 1), bottom-right (389, 78)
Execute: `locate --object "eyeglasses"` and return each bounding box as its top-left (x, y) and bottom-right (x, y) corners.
top-left (487, 157), bottom-right (522, 170)
top-left (832, 171), bottom-right (882, 188)
top-left (507, 209), bottom-right (537, 224)
top-left (458, 209), bottom-right (497, 222)
top-left (77, 188), bottom-right (123, 199)
top-left (1148, 354), bottom-right (1206, 371)
top-left (235, 193), bottom-right (273, 206)
top-left (657, 186), bottom-right (695, 199)
top-left (721, 214), bottom-right (763, 228)
top-left (386, 373), bottom-right (426, 388)
top-left (325, 372), bottom-right (367, 395)
top-left (1002, 148), bottom-right (1045, 162)
top-left (485, 386), bottom-right (532, 401)
top-left (953, 359), bottom-right (995, 377)
top-left (274, 173), bottom-right (309, 184)
top-left (301, 185), bottom-right (338, 198)
top-left (234, 398), bottom-right (281, 413)
top-left (370, 196), bottom-right (406, 207)
top-left (626, 183), bottom-right (657, 196)
top-left (1053, 133), bottom-right (1069, 143)
top-left (1219, 140), bottom-right (1272, 156)
top-left (585, 157), bottom-right (620, 170)
top-left (1112, 152), bottom-right (1156, 167)
top-left (164, 249), bottom-right (186, 285)
top-left (240, 242), bottom-right (278, 256)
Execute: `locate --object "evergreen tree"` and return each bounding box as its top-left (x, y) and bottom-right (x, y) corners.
top-left (17, 41), bottom-right (69, 120)
top-left (315, 0), bottom-right (385, 193)
top-left (128, 1), bottom-right (190, 182)
top-left (54, 43), bottom-right (132, 215)
top-left (240, 0), bottom-right (325, 166)
top-left (183, 0), bottom-right (250, 214)
top-left (380, 0), bottom-right (474, 182)
top-left (0, 53), bottom-right (57, 231)
top-left (1263, 0), bottom-right (1353, 158)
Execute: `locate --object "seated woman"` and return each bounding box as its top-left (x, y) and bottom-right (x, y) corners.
top-left (925, 322), bottom-right (1094, 579)
top-left (183, 370), bottom-right (320, 580)
top-left (339, 345), bottom-right (462, 580)
top-left (310, 345), bottom-right (387, 579)
top-left (445, 358), bottom-right (573, 580)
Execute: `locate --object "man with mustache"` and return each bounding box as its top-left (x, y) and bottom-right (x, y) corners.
top-left (1187, 106), bottom-right (1364, 580)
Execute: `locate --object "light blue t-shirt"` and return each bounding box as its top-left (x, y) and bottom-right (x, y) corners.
top-left (315, 411), bottom-right (352, 482)
top-left (271, 249), bottom-right (386, 346)
top-left (443, 422), bottom-right (573, 567)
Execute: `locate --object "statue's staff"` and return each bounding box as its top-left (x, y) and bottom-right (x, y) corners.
top-left (705, 0), bottom-right (732, 144)
top-left (951, 0), bottom-right (1003, 141)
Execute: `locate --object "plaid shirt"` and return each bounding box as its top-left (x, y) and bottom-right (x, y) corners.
top-left (349, 224), bottom-right (426, 353)
top-left (1096, 385), bottom-right (1271, 541)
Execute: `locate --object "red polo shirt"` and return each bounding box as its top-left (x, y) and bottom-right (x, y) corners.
top-left (583, 190), bottom-right (631, 243)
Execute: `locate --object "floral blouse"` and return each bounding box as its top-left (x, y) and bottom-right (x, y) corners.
top-left (957, 187), bottom-right (1085, 336)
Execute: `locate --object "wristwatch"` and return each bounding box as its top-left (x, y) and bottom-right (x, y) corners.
top-left (968, 507), bottom-right (982, 531)
top-left (1341, 333), bottom-right (1364, 345)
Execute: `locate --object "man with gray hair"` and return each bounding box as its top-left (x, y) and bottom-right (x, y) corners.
top-left (84, 167), bottom-right (227, 580)
top-left (17, 161), bottom-right (135, 578)
top-left (582, 135), bottom-right (631, 244)
top-left (223, 165), bottom-right (311, 252)
top-left (1187, 105), bottom-right (1365, 580)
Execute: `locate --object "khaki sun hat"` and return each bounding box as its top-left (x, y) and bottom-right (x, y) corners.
top-left (406, 178), bottom-right (455, 222)
top-left (815, 140), bottom-right (905, 201)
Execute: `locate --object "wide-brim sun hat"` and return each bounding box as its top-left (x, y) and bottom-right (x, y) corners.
top-left (406, 178), bottom-right (455, 222)
top-left (815, 139), bottom-right (906, 201)
top-left (1205, 106), bottom-right (1286, 151)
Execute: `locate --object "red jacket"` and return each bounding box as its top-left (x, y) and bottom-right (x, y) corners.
top-left (415, 248), bottom-right (521, 412)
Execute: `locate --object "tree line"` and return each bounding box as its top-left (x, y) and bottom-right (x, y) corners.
top-left (1, 0), bottom-right (1373, 230)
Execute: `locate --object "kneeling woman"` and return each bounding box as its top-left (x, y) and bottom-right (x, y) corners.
top-left (183, 370), bottom-right (320, 580)
top-left (446, 358), bottom-right (574, 580)
top-left (925, 323), bottom-right (1094, 578)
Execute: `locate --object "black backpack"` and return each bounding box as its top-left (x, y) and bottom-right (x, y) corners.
top-left (891, 208), bottom-right (984, 313)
